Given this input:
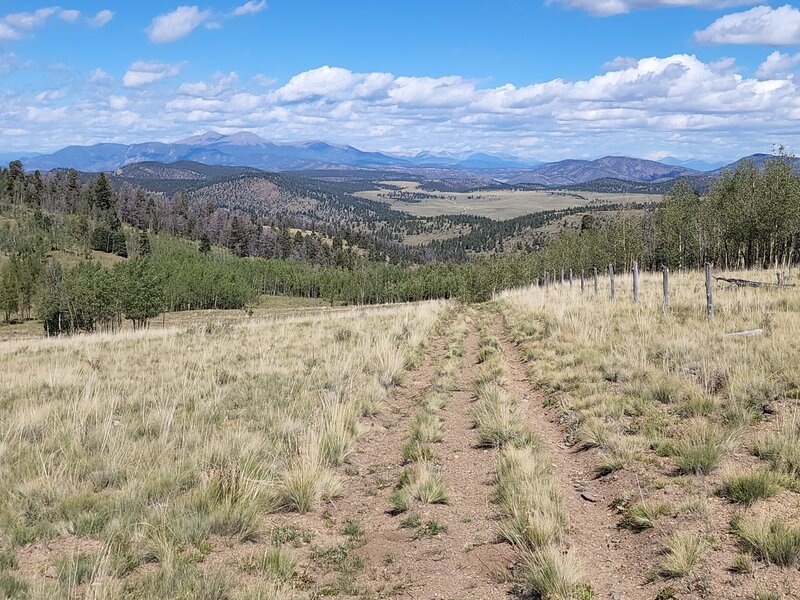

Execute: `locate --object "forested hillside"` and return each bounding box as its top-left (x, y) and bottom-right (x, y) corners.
top-left (2, 153), bottom-right (800, 338)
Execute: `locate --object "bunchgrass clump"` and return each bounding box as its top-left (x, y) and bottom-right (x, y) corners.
top-left (472, 383), bottom-right (527, 448)
top-left (660, 532), bottom-right (708, 578)
top-left (620, 501), bottom-right (672, 530)
top-left (521, 547), bottom-right (586, 600)
top-left (494, 445), bottom-right (567, 550)
top-left (754, 410), bottom-right (800, 475)
top-left (674, 420), bottom-right (734, 476)
top-left (720, 471), bottom-right (781, 506)
top-left (390, 462), bottom-right (447, 512)
top-left (732, 513), bottom-right (800, 567)
top-left (410, 412), bottom-right (444, 444)
top-left (243, 547), bottom-right (297, 581)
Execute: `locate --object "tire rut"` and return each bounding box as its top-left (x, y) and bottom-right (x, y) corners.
top-left (490, 311), bottom-right (644, 600)
top-left (334, 310), bottom-right (514, 599)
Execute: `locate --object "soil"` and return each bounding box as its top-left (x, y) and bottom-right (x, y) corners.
top-left (332, 309), bottom-right (516, 599)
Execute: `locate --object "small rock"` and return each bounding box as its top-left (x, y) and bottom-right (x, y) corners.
top-left (581, 490), bottom-right (597, 503)
top-left (44, 566), bottom-right (58, 579)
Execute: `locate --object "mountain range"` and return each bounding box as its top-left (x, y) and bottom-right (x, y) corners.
top-left (12, 131), bottom-right (795, 187)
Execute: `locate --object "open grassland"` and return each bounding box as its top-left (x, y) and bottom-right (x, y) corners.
top-left (5, 267), bottom-right (800, 599)
top-left (0, 294), bottom-right (334, 343)
top-left (356, 181), bottom-right (659, 220)
top-left (0, 302), bottom-right (442, 598)
top-left (498, 270), bottom-right (800, 598)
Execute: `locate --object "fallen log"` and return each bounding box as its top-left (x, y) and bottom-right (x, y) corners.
top-left (714, 276), bottom-right (795, 289)
top-left (723, 329), bottom-right (764, 338)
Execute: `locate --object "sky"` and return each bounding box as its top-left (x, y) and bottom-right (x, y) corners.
top-left (2, 1), bottom-right (800, 161)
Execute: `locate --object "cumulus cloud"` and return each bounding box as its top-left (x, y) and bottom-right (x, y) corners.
top-left (603, 56), bottom-right (639, 71)
top-left (756, 51), bottom-right (800, 79)
top-left (88, 9), bottom-right (114, 28)
top-left (146, 5), bottom-right (211, 43)
top-left (123, 61), bottom-right (182, 87)
top-left (695, 5), bottom-right (800, 45)
top-left (273, 66), bottom-right (394, 102)
top-left (232, 1), bottom-right (267, 16)
top-left (551, 0), bottom-right (757, 17)
top-left (178, 72), bottom-right (239, 97)
top-left (6, 54), bottom-right (800, 159)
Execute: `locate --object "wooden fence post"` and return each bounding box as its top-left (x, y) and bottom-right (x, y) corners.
top-left (593, 267), bottom-right (599, 296)
top-left (569, 269), bottom-right (573, 290)
top-left (545, 271), bottom-right (550, 290)
top-left (580, 269), bottom-right (585, 294)
top-left (560, 268), bottom-right (565, 286)
top-left (662, 265), bottom-right (670, 311)
top-left (706, 263), bottom-right (714, 321)
top-left (608, 264), bottom-right (615, 299)
top-left (632, 260), bottom-right (640, 304)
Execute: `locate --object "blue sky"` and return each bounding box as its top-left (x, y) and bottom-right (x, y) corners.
top-left (2, 1), bottom-right (800, 161)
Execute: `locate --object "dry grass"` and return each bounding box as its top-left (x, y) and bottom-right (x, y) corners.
top-left (498, 268), bottom-right (800, 596)
top-left (0, 301), bottom-right (443, 596)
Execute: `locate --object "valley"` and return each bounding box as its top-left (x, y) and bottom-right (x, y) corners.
top-left (356, 180), bottom-right (660, 219)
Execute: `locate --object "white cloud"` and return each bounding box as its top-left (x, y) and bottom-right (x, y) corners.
top-left (123, 61), bottom-right (182, 87)
top-left (273, 66), bottom-right (393, 102)
top-left (756, 51), bottom-right (800, 79)
top-left (109, 96), bottom-right (129, 109)
top-left (695, 5), bottom-right (800, 45)
top-left (0, 6), bottom-right (112, 39)
top-left (252, 74), bottom-right (277, 87)
top-left (35, 89), bottom-right (67, 103)
top-left (551, 0), bottom-right (757, 17)
top-left (146, 5), bottom-right (211, 43)
top-left (232, 1), bottom-right (267, 16)
top-left (89, 68), bottom-right (112, 83)
top-left (178, 72), bottom-right (239, 97)
top-left (603, 56), bottom-right (639, 71)
top-left (3, 8), bottom-right (59, 30)
top-left (7, 54), bottom-right (800, 160)
top-left (0, 23), bottom-right (19, 41)
top-left (58, 10), bottom-right (81, 23)
top-left (88, 10), bottom-right (114, 28)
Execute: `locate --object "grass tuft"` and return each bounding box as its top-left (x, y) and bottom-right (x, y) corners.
top-left (720, 471), bottom-right (780, 506)
top-left (732, 513), bottom-right (800, 567)
top-left (660, 532), bottom-right (708, 578)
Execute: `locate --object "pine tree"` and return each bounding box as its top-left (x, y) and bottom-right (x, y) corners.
top-left (139, 231), bottom-right (152, 256)
top-left (92, 173), bottom-right (115, 212)
top-left (199, 234), bottom-right (212, 254)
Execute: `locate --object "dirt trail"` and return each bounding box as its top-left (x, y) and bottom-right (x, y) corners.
top-left (490, 312), bottom-right (646, 600)
top-left (335, 311), bottom-right (514, 599)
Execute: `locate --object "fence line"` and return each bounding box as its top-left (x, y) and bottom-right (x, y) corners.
top-left (536, 264), bottom-right (793, 321)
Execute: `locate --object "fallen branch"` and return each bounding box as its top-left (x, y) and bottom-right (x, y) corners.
top-left (714, 276), bottom-right (795, 289)
top-left (723, 329), bottom-right (764, 338)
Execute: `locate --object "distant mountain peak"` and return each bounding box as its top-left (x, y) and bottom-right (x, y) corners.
top-left (175, 131), bottom-right (225, 145)
top-left (175, 131), bottom-right (268, 146)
